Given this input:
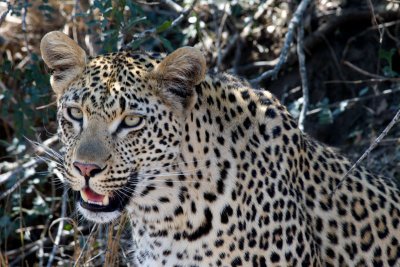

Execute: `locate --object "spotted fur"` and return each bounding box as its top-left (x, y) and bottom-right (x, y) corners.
top-left (41, 31), bottom-right (400, 267)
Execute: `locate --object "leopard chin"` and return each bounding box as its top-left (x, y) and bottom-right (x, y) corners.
top-left (77, 203), bottom-right (121, 224)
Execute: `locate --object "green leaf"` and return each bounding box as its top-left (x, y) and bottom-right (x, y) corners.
top-left (156, 20), bottom-right (172, 33)
top-left (0, 215), bottom-right (11, 228)
top-left (379, 48), bottom-right (396, 72)
top-left (382, 66), bottom-right (399, 78)
top-left (358, 87), bottom-right (369, 96)
top-left (123, 16), bottom-right (147, 33)
top-left (37, 4), bottom-right (54, 12)
top-left (158, 36), bottom-right (174, 52)
top-left (128, 38), bottom-right (146, 50)
top-left (379, 48), bottom-right (395, 64)
top-left (318, 107), bottom-right (333, 125)
top-left (64, 224), bottom-right (73, 231)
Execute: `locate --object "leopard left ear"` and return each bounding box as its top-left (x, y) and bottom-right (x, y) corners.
top-left (40, 31), bottom-right (86, 96)
top-left (151, 47), bottom-right (206, 109)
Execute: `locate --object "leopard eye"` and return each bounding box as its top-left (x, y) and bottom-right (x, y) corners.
top-left (122, 115), bottom-right (144, 129)
top-left (67, 107), bottom-right (83, 121)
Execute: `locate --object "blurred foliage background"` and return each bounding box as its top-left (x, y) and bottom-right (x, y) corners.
top-left (0, 0), bottom-right (399, 266)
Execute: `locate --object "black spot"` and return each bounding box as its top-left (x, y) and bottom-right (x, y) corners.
top-left (270, 252), bottom-right (280, 263)
top-left (220, 205), bottom-right (233, 224)
top-left (217, 136), bottom-right (225, 145)
top-left (272, 126), bottom-right (281, 138)
top-left (265, 108), bottom-right (276, 118)
top-left (204, 192), bottom-right (217, 202)
top-left (228, 93), bottom-right (236, 102)
top-left (119, 96), bottom-right (126, 112)
top-left (248, 101), bottom-right (257, 116)
top-left (187, 208), bottom-right (213, 241)
top-left (174, 206), bottom-right (184, 216)
top-left (241, 91), bottom-right (250, 100)
top-left (243, 117), bottom-right (252, 129)
top-left (231, 256), bottom-right (243, 267)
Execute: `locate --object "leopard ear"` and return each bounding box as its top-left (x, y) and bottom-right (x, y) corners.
top-left (151, 47), bottom-right (206, 109)
top-left (40, 31), bottom-right (86, 96)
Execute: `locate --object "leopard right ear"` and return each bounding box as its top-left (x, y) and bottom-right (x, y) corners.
top-left (40, 31), bottom-right (86, 96)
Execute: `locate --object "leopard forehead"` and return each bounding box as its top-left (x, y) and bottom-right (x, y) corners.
top-left (59, 51), bottom-right (164, 114)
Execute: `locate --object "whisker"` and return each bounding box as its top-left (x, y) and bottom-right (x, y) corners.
top-left (142, 157), bottom-right (217, 170)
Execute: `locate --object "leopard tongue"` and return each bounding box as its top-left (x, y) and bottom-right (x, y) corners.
top-left (84, 188), bottom-right (104, 201)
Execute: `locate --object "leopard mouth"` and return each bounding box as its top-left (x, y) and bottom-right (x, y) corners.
top-left (77, 173), bottom-right (137, 213)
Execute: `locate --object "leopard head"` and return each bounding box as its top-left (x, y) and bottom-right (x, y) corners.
top-left (40, 31), bottom-right (206, 223)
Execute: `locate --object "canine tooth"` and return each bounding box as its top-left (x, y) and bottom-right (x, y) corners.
top-left (102, 195), bottom-right (109, 206)
top-left (81, 190), bottom-right (88, 202)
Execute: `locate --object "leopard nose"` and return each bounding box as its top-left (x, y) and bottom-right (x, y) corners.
top-left (73, 162), bottom-right (104, 178)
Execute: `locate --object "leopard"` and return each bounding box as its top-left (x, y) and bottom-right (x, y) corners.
top-left (40, 31), bottom-right (400, 267)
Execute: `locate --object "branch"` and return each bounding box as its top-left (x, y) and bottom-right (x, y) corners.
top-left (124, 0), bottom-right (197, 48)
top-left (250, 0), bottom-right (312, 86)
top-left (0, 1), bottom-right (12, 27)
top-left (330, 107), bottom-right (400, 197)
top-left (161, 0), bottom-right (183, 13)
top-left (252, 9), bottom-right (400, 82)
top-left (296, 14), bottom-right (309, 132)
top-left (324, 78), bottom-right (400, 85)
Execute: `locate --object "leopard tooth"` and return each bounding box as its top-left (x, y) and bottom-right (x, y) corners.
top-left (88, 200), bottom-right (103, 205)
top-left (102, 195), bottom-right (109, 206)
top-left (80, 190), bottom-right (88, 202)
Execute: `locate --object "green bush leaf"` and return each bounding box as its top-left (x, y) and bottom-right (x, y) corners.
top-left (156, 20), bottom-right (172, 33)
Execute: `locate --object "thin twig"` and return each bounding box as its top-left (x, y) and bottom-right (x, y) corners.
top-left (319, 34), bottom-right (351, 92)
top-left (0, 79), bottom-right (18, 104)
top-left (216, 3), bottom-right (229, 71)
top-left (342, 19), bottom-right (400, 60)
top-left (306, 87), bottom-right (400, 116)
top-left (0, 1), bottom-right (12, 27)
top-left (9, 243), bottom-right (41, 266)
top-left (367, 0), bottom-right (384, 43)
top-left (250, 0), bottom-right (312, 86)
top-left (73, 224), bottom-right (98, 267)
top-left (220, 32), bottom-right (239, 62)
top-left (330, 107), bottom-right (400, 197)
top-left (296, 14), bottom-right (309, 132)
top-left (72, 0), bottom-right (80, 43)
top-left (21, 0), bottom-right (31, 57)
top-left (342, 60), bottom-right (396, 80)
top-left (232, 37), bottom-right (243, 74)
top-left (125, 0), bottom-right (197, 48)
top-left (46, 186), bottom-right (68, 267)
top-left (161, 0), bottom-right (183, 12)
top-left (232, 59), bottom-right (279, 73)
top-left (38, 180), bottom-right (56, 267)
top-left (324, 78), bottom-right (400, 84)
